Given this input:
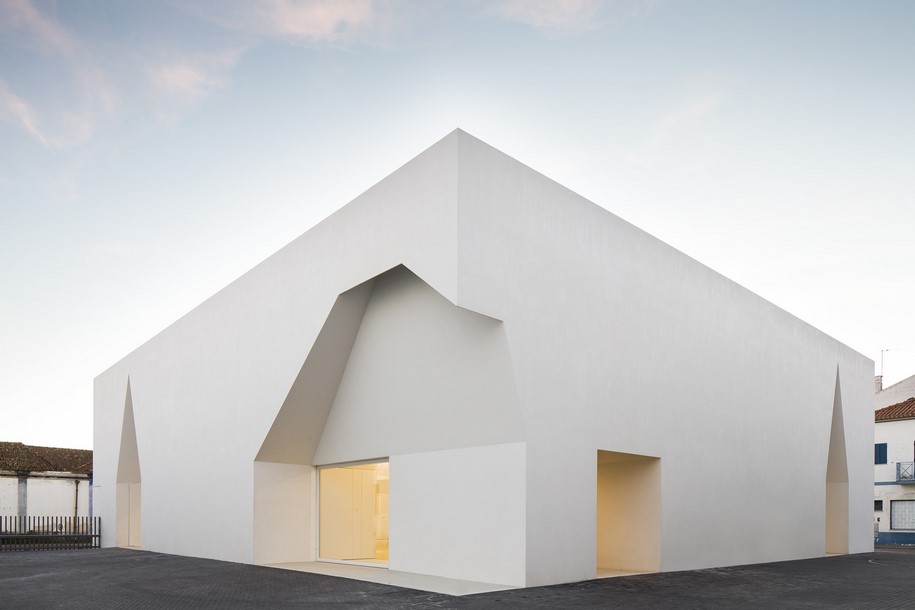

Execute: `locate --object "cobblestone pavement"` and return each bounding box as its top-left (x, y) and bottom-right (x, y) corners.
top-left (2, 547), bottom-right (914, 609)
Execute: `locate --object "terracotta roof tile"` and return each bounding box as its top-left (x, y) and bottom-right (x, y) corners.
top-left (0, 442), bottom-right (92, 475)
top-left (875, 397), bottom-right (915, 422)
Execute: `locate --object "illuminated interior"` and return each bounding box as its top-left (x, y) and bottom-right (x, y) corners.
top-left (596, 450), bottom-right (660, 576)
top-left (318, 461), bottom-right (389, 564)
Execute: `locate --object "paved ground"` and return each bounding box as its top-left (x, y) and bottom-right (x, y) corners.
top-left (2, 547), bottom-right (914, 609)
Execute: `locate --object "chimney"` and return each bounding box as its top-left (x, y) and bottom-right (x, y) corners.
top-left (875, 375), bottom-right (883, 393)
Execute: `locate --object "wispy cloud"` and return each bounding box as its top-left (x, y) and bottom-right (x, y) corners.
top-left (151, 0), bottom-right (396, 121)
top-left (0, 0), bottom-right (117, 148)
top-left (0, 0), bottom-right (78, 55)
top-left (626, 89), bottom-right (726, 168)
top-left (0, 1), bottom-right (396, 144)
top-left (0, 77), bottom-right (98, 149)
top-left (0, 80), bottom-right (51, 147)
top-left (183, 0), bottom-right (380, 45)
top-left (148, 48), bottom-right (244, 123)
top-left (494, 0), bottom-right (604, 34)
top-left (491, 0), bottom-right (658, 36)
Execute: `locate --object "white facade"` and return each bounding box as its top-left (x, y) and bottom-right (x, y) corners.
top-left (0, 475), bottom-right (90, 518)
top-left (94, 130), bottom-right (873, 588)
top-left (874, 397), bottom-right (915, 544)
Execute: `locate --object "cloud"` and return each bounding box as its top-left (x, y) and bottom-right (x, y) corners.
top-left (651, 91), bottom-right (724, 142)
top-left (254, 0), bottom-right (375, 42)
top-left (1, 1), bottom-right (385, 141)
top-left (494, 0), bottom-right (604, 34)
top-left (184, 0), bottom-right (379, 44)
top-left (148, 48), bottom-right (244, 122)
top-left (491, 0), bottom-right (658, 36)
top-left (0, 0), bottom-right (117, 148)
top-left (0, 0), bottom-right (78, 55)
top-left (0, 80), bottom-right (51, 146)
top-left (626, 89), bottom-right (726, 168)
top-left (146, 0), bottom-right (393, 122)
top-left (0, 77), bottom-right (96, 149)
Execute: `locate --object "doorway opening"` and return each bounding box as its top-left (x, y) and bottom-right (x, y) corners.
top-left (318, 460), bottom-right (389, 566)
top-left (596, 450), bottom-right (660, 576)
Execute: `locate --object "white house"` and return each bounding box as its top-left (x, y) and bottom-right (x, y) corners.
top-left (874, 396), bottom-right (915, 544)
top-left (0, 442), bottom-right (92, 518)
top-left (94, 130), bottom-right (873, 589)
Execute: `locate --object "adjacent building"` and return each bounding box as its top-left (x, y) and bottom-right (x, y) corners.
top-left (875, 396), bottom-right (915, 544)
top-left (94, 130), bottom-right (874, 588)
top-left (0, 442), bottom-right (92, 518)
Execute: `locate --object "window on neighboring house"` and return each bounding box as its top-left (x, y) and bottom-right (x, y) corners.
top-left (875, 500), bottom-right (884, 511)
top-left (891, 500), bottom-right (915, 530)
top-left (875, 443), bottom-right (888, 464)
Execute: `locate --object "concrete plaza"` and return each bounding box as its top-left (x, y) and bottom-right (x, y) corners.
top-left (3, 547), bottom-right (914, 608)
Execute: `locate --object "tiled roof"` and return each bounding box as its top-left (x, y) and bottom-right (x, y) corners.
top-left (875, 397), bottom-right (915, 422)
top-left (0, 442), bottom-right (92, 475)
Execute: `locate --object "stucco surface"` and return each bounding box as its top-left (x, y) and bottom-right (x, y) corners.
top-left (95, 130), bottom-right (873, 587)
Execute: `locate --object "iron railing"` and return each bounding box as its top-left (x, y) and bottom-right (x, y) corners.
top-left (897, 462), bottom-right (915, 482)
top-left (0, 516), bottom-right (100, 551)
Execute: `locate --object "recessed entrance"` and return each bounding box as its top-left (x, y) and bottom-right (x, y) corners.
top-left (318, 460), bottom-right (389, 565)
top-left (596, 450), bottom-right (660, 576)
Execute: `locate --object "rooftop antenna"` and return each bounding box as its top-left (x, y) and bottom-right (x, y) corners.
top-left (877, 348), bottom-right (894, 393)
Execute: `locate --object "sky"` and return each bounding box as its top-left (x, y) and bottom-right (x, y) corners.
top-left (2, 0), bottom-right (914, 450)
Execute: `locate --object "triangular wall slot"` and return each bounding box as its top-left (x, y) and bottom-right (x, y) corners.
top-left (117, 380), bottom-right (141, 485)
top-left (116, 380), bottom-right (142, 548)
top-left (825, 368), bottom-right (848, 555)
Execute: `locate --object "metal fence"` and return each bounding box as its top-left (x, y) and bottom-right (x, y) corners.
top-left (897, 462), bottom-right (915, 482)
top-left (1, 516), bottom-right (101, 551)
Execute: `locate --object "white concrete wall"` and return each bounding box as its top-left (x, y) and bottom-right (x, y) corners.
top-left (24, 478), bottom-right (89, 517)
top-left (94, 129), bottom-right (873, 586)
top-left (94, 132), bottom-right (461, 559)
top-left (0, 477), bottom-right (17, 516)
top-left (390, 442), bottom-right (526, 587)
top-left (314, 265), bottom-right (523, 465)
top-left (253, 462), bottom-right (312, 564)
top-left (452, 132), bottom-right (873, 584)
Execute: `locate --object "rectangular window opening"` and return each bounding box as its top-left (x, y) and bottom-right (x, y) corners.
top-left (875, 443), bottom-right (888, 465)
top-left (890, 500), bottom-right (915, 530)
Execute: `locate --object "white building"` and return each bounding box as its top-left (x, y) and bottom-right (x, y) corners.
top-left (0, 442), bottom-right (92, 518)
top-left (94, 130), bottom-right (873, 589)
top-left (874, 396), bottom-right (915, 544)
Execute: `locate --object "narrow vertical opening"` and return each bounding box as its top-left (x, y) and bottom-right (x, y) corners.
top-left (116, 380), bottom-right (141, 548)
top-left (825, 370), bottom-right (849, 555)
top-left (596, 450), bottom-right (660, 576)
